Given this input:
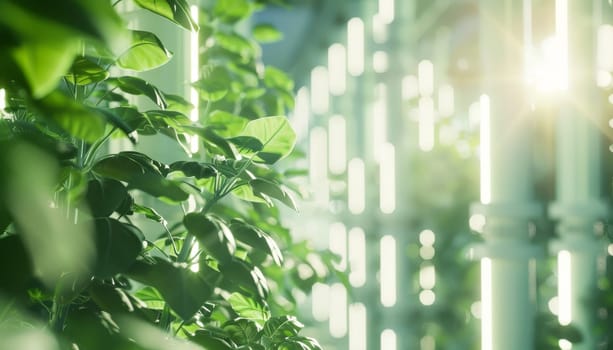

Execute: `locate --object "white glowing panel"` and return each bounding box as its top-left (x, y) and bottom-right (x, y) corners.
top-left (402, 75), bottom-right (419, 100)
top-left (309, 128), bottom-right (329, 204)
top-left (419, 264), bottom-right (436, 290)
top-left (419, 290), bottom-right (435, 306)
top-left (479, 95), bottom-right (491, 204)
top-left (373, 51), bottom-right (389, 73)
top-left (348, 227), bottom-right (366, 287)
top-left (311, 66), bottom-right (329, 115)
top-left (189, 5), bottom-right (200, 153)
top-left (290, 87), bottom-right (310, 140)
top-left (329, 283), bottom-right (347, 338)
top-left (598, 25), bottom-right (613, 71)
top-left (379, 143), bottom-right (396, 214)
top-left (372, 14), bottom-right (388, 44)
top-left (348, 158), bottom-right (366, 214)
top-left (380, 329), bottom-right (397, 350)
top-left (348, 303), bottom-right (367, 350)
top-left (329, 222), bottom-right (347, 271)
top-left (347, 18), bottom-right (365, 76)
top-left (437, 84), bottom-right (454, 117)
top-left (328, 44), bottom-right (347, 96)
top-left (373, 83), bottom-right (388, 161)
top-left (378, 0), bottom-right (394, 24)
top-left (0, 88), bottom-right (5, 111)
top-left (555, 0), bottom-right (568, 90)
top-left (380, 235), bottom-right (396, 307)
top-left (418, 97), bottom-right (434, 152)
top-left (312, 283), bottom-right (330, 321)
top-left (418, 60), bottom-right (434, 97)
top-left (328, 115), bottom-right (347, 174)
top-left (190, 241), bottom-right (200, 272)
top-left (481, 258), bottom-right (493, 350)
top-left (558, 250), bottom-right (572, 326)
top-left (469, 214), bottom-right (486, 233)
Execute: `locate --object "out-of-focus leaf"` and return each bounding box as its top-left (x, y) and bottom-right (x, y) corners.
top-left (133, 0), bottom-right (199, 31)
top-left (227, 292), bottom-right (269, 325)
top-left (253, 23), bottom-right (282, 43)
top-left (184, 126), bottom-right (237, 158)
top-left (213, 0), bottom-right (253, 23)
top-left (85, 178), bottom-right (129, 217)
top-left (191, 330), bottom-right (235, 350)
top-left (93, 218), bottom-right (144, 278)
top-left (117, 30), bottom-right (172, 72)
top-left (65, 56), bottom-right (109, 85)
top-left (107, 76), bottom-right (167, 109)
top-left (230, 220), bottom-right (283, 266)
top-left (184, 213), bottom-right (236, 262)
top-left (263, 66), bottom-right (293, 92)
top-left (192, 66), bottom-right (231, 102)
top-left (170, 161), bottom-right (217, 179)
top-left (250, 179), bottom-right (297, 211)
top-left (164, 93), bottom-right (194, 115)
top-left (206, 110), bottom-right (249, 137)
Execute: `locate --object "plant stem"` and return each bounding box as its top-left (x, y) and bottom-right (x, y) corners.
top-left (50, 302), bottom-right (70, 333)
top-left (83, 127), bottom-right (117, 167)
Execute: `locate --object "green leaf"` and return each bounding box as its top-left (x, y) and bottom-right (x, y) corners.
top-left (89, 281), bottom-right (136, 314)
top-left (132, 203), bottom-right (166, 224)
top-left (0, 235), bottom-right (33, 295)
top-left (230, 220), bottom-right (283, 266)
top-left (96, 107), bottom-right (138, 143)
top-left (192, 66), bottom-right (231, 102)
top-left (213, 0), bottom-right (253, 23)
top-left (220, 259), bottom-right (269, 300)
top-left (93, 218), bottom-right (144, 278)
top-left (184, 213), bottom-right (236, 262)
top-left (264, 66), bottom-right (294, 92)
top-left (85, 178), bottom-right (129, 217)
top-left (229, 136), bottom-right (263, 153)
top-left (250, 179), bottom-right (297, 211)
top-left (170, 161), bottom-right (217, 179)
top-left (227, 292), bottom-right (270, 325)
top-left (144, 109), bottom-right (191, 129)
top-left (237, 116), bottom-right (296, 164)
top-left (253, 23), bottom-right (283, 43)
top-left (223, 319), bottom-right (261, 345)
top-left (65, 56), bottom-right (109, 85)
top-left (133, 286), bottom-right (166, 310)
top-left (184, 126), bottom-right (238, 158)
top-left (107, 76), bottom-right (167, 109)
top-left (164, 93), bottom-right (194, 115)
top-left (117, 30), bottom-right (173, 71)
top-left (263, 316), bottom-right (303, 343)
top-left (35, 91), bottom-right (106, 143)
top-left (191, 330), bottom-right (235, 350)
top-left (126, 257), bottom-right (216, 320)
top-left (133, 0), bottom-right (199, 31)
top-left (214, 31), bottom-right (255, 60)
top-left (206, 110), bottom-right (249, 137)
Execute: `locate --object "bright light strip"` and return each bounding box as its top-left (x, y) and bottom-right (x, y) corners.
top-left (329, 283), bottom-right (348, 338)
top-left (328, 44), bottom-right (347, 96)
top-left (419, 264), bottom-right (436, 290)
top-left (598, 25), bottom-right (613, 71)
top-left (418, 97), bottom-right (435, 152)
top-left (312, 283), bottom-right (330, 321)
top-left (372, 14), bottom-right (388, 44)
top-left (380, 329), bottom-right (397, 350)
top-left (558, 250), bottom-right (572, 326)
top-left (437, 84), bottom-right (454, 117)
top-left (189, 241), bottom-right (200, 272)
top-left (479, 95), bottom-right (491, 204)
top-left (0, 88), bottom-right (5, 111)
top-left (523, 0), bottom-right (533, 84)
top-left (328, 115), bottom-right (347, 174)
top-left (418, 60), bottom-right (434, 96)
top-left (309, 128), bottom-right (329, 204)
top-left (373, 83), bottom-right (388, 161)
top-left (373, 51), bottom-right (389, 73)
top-left (380, 235), bottom-right (397, 307)
top-left (290, 87), bottom-right (310, 140)
top-left (379, 143), bottom-right (396, 214)
top-left (555, 0), bottom-right (568, 90)
top-left (481, 258), bottom-right (493, 350)
top-left (311, 66), bottom-right (329, 115)
top-left (189, 5), bottom-right (200, 153)
top-left (348, 303), bottom-right (367, 350)
top-left (347, 18), bottom-right (365, 76)
top-left (348, 227), bottom-right (366, 287)
top-left (402, 75), bottom-right (419, 100)
top-left (348, 158), bottom-right (366, 214)
top-left (378, 0), bottom-right (395, 24)
top-left (329, 222), bottom-right (347, 271)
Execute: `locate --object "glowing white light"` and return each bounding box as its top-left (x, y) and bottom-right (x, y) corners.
top-left (559, 339), bottom-right (573, 350)
top-left (558, 250), bottom-right (572, 326)
top-left (329, 283), bottom-right (348, 338)
top-left (189, 5), bottom-right (200, 153)
top-left (402, 75), bottom-right (419, 100)
top-left (419, 229), bottom-right (435, 246)
top-left (309, 127), bottom-right (329, 204)
top-left (349, 227), bottom-right (366, 287)
top-left (348, 158), bottom-right (366, 214)
top-left (419, 290), bottom-right (436, 306)
top-left (419, 264), bottom-right (436, 290)
top-left (608, 95), bottom-right (613, 105)
top-left (608, 244), bottom-right (613, 256)
top-left (312, 283), bottom-right (330, 321)
top-left (373, 51), bottom-right (389, 73)
top-left (469, 214), bottom-right (486, 232)
top-left (0, 88), bottom-right (5, 111)
top-left (481, 257), bottom-right (493, 350)
top-left (329, 222), bottom-right (347, 271)
top-left (421, 335), bottom-right (436, 350)
top-left (378, 0), bottom-right (394, 24)
top-left (438, 84), bottom-right (454, 117)
top-left (418, 60), bottom-right (434, 96)
top-left (328, 44), bottom-right (347, 96)
top-left (380, 235), bottom-right (396, 307)
top-left (598, 25), bottom-right (613, 71)
top-left (373, 83), bottom-right (388, 161)
top-left (419, 246), bottom-right (435, 260)
top-left (379, 143), bottom-right (396, 214)
top-left (597, 70), bottom-right (612, 88)
top-left (418, 97), bottom-right (435, 152)
top-left (311, 66), bottom-right (329, 114)
top-left (548, 296), bottom-right (559, 316)
top-left (328, 115), bottom-right (347, 174)
top-left (348, 303), bottom-right (367, 350)
top-left (290, 87), bottom-right (310, 140)
top-left (479, 95), bottom-right (491, 204)
top-left (347, 18), bottom-right (365, 76)
top-left (372, 14), bottom-right (388, 44)
top-left (380, 329), bottom-right (397, 350)
top-left (471, 301), bottom-right (482, 319)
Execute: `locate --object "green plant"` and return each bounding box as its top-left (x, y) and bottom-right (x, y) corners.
top-left (0, 0), bottom-right (332, 349)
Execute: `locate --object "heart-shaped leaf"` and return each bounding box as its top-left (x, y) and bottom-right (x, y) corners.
top-left (93, 218), bottom-right (144, 278)
top-left (184, 213), bottom-right (236, 262)
top-left (117, 30), bottom-right (172, 71)
top-left (107, 76), bottom-right (167, 109)
top-left (237, 116), bottom-right (296, 164)
top-left (85, 178), bottom-right (129, 217)
top-left (133, 0), bottom-right (199, 31)
top-left (227, 292), bottom-right (269, 325)
top-left (65, 56), bottom-right (109, 85)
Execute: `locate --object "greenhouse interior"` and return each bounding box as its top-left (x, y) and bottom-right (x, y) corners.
top-left (0, 0), bottom-right (612, 349)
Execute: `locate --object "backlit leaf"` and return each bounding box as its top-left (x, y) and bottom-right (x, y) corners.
top-left (133, 0), bottom-right (199, 31)
top-left (117, 30), bottom-right (173, 72)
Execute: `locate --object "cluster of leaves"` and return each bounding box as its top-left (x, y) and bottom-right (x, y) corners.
top-left (0, 0), bottom-right (331, 349)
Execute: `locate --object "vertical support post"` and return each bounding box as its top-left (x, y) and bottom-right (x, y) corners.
top-left (549, 1), bottom-right (608, 348)
top-left (472, 1), bottom-right (541, 349)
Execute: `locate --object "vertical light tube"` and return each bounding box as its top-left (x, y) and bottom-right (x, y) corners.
top-left (348, 158), bottom-right (365, 214)
top-left (378, 0), bottom-right (395, 24)
top-left (312, 283), bottom-right (330, 321)
top-left (189, 5), bottom-right (200, 154)
top-left (373, 83), bottom-right (388, 161)
top-left (0, 88), bottom-right (5, 111)
top-left (418, 97), bottom-right (435, 151)
top-left (380, 235), bottom-right (397, 307)
top-left (555, 0), bottom-right (568, 89)
top-left (372, 14), bottom-right (388, 44)
top-left (418, 60), bottom-right (434, 96)
top-left (558, 250), bottom-right (572, 326)
top-left (328, 44), bottom-right (347, 96)
top-left (329, 283), bottom-right (348, 338)
top-left (379, 143), bottom-right (396, 214)
top-left (347, 18), bottom-right (365, 76)
top-left (380, 329), bottom-right (397, 350)
top-left (329, 222), bottom-right (347, 271)
top-left (481, 257), bottom-right (493, 350)
top-left (291, 87), bottom-right (310, 140)
top-left (348, 227), bottom-right (366, 287)
top-left (328, 115), bottom-right (347, 174)
top-left (373, 51), bottom-right (389, 73)
top-left (479, 94), bottom-right (491, 204)
top-left (309, 127), bottom-right (329, 204)
top-left (437, 84), bottom-right (454, 117)
top-left (311, 66), bottom-right (329, 115)
top-left (402, 75), bottom-right (419, 100)
top-left (348, 303), bottom-right (367, 350)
